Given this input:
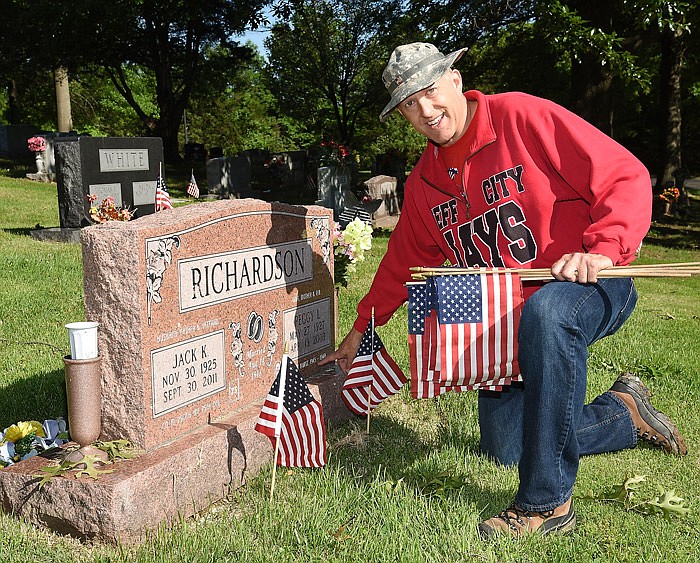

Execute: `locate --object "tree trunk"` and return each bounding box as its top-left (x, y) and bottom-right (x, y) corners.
top-left (54, 66), bottom-right (73, 133)
top-left (568, 0), bottom-right (617, 135)
top-left (6, 80), bottom-right (20, 124)
top-left (656, 25), bottom-right (685, 189)
top-left (571, 62), bottom-right (614, 135)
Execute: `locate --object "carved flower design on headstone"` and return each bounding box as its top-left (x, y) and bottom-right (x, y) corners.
top-left (145, 235), bottom-right (181, 324)
top-left (266, 309), bottom-right (280, 367)
top-left (228, 321), bottom-right (245, 378)
top-left (309, 217), bottom-right (331, 264)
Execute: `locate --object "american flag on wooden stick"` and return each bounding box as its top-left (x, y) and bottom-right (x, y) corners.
top-left (341, 320), bottom-right (407, 416)
top-left (407, 279), bottom-right (444, 398)
top-left (186, 169), bottom-right (200, 198)
top-left (255, 356), bottom-right (326, 467)
top-left (434, 272), bottom-right (522, 389)
top-left (407, 272), bottom-right (523, 398)
top-left (155, 166), bottom-right (173, 211)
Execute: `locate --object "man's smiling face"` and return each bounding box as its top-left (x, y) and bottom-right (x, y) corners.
top-left (398, 69), bottom-right (469, 147)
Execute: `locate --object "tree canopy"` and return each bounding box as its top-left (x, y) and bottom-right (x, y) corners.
top-left (1, 0), bottom-right (698, 179)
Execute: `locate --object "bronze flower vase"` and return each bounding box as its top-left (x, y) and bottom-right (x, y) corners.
top-left (63, 322), bottom-right (109, 462)
top-left (63, 355), bottom-right (109, 463)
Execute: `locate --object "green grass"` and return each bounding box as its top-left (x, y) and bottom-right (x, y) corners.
top-left (1, 178), bottom-right (699, 561)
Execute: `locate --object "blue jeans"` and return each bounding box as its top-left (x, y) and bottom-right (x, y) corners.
top-left (478, 278), bottom-right (639, 512)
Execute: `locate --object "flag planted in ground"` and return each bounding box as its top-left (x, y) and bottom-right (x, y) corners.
top-left (341, 321), bottom-right (407, 416)
top-left (255, 356), bottom-right (326, 467)
top-left (155, 170), bottom-right (173, 211)
top-left (186, 170), bottom-right (200, 198)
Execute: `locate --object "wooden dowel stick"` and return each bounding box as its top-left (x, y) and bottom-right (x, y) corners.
top-left (366, 383), bottom-right (372, 433)
top-left (367, 306), bottom-right (375, 434)
top-left (270, 435), bottom-right (281, 502)
top-left (409, 265), bottom-right (699, 281)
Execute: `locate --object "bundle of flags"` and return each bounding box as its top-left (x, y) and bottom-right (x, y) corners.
top-left (255, 354), bottom-right (326, 467)
top-left (155, 165), bottom-right (173, 211)
top-left (341, 320), bottom-right (408, 416)
top-left (407, 271), bottom-right (523, 398)
top-left (186, 169), bottom-right (200, 198)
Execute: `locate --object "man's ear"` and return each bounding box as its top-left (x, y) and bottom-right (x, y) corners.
top-left (449, 69), bottom-right (463, 91)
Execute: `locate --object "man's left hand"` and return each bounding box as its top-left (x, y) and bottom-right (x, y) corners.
top-left (551, 252), bottom-right (614, 283)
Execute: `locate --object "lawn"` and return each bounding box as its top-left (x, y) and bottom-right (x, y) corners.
top-left (1, 177), bottom-right (699, 562)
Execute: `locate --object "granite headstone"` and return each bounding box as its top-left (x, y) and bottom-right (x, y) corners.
top-left (54, 137), bottom-right (164, 229)
top-left (206, 156), bottom-right (256, 199)
top-left (81, 198), bottom-right (337, 451)
top-left (316, 166), bottom-right (357, 216)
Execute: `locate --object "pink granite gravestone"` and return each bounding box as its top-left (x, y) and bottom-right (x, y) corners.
top-left (81, 198), bottom-right (337, 450)
top-left (0, 199), bottom-right (350, 543)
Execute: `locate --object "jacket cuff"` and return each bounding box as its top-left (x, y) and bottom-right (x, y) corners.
top-left (586, 241), bottom-right (623, 265)
top-left (353, 316), bottom-right (369, 334)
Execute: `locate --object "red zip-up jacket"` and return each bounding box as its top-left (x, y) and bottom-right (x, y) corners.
top-left (354, 90), bottom-right (652, 333)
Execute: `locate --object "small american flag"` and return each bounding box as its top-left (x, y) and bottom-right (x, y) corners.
top-left (186, 169), bottom-right (200, 198)
top-left (155, 169), bottom-right (173, 211)
top-left (434, 272), bottom-right (522, 390)
top-left (255, 356), bottom-right (326, 467)
top-left (337, 206), bottom-right (372, 228)
top-left (407, 280), bottom-right (444, 398)
top-left (341, 321), bottom-right (407, 416)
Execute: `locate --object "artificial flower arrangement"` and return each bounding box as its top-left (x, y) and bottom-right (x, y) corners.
top-left (88, 194), bottom-right (135, 223)
top-left (0, 419), bottom-right (69, 467)
top-left (332, 217), bottom-right (373, 288)
top-left (27, 136), bottom-right (47, 153)
top-left (659, 186), bottom-right (680, 203)
top-left (319, 140), bottom-right (357, 167)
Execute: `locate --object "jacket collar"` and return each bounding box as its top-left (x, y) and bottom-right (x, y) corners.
top-left (452, 90), bottom-right (497, 160)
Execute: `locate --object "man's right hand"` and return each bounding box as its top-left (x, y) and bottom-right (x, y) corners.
top-left (318, 327), bottom-right (364, 375)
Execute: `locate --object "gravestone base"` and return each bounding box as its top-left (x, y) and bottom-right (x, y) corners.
top-left (0, 368), bottom-right (350, 544)
top-left (30, 227), bottom-right (81, 244)
top-left (25, 171), bottom-right (53, 183)
top-left (371, 214), bottom-right (400, 230)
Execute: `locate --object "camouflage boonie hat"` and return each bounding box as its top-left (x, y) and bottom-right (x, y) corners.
top-left (380, 42), bottom-right (467, 122)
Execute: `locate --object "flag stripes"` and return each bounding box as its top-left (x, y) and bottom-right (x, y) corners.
top-left (186, 170), bottom-right (200, 198)
top-left (341, 322), bottom-right (407, 416)
top-left (155, 167), bottom-right (173, 211)
top-left (255, 356), bottom-right (326, 467)
top-left (338, 206), bottom-right (372, 228)
top-left (407, 272), bottom-right (523, 398)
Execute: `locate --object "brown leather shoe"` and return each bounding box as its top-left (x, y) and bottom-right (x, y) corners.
top-left (478, 498), bottom-right (576, 538)
top-left (610, 372), bottom-right (687, 456)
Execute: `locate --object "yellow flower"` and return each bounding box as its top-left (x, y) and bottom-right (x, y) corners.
top-left (2, 420), bottom-right (45, 444)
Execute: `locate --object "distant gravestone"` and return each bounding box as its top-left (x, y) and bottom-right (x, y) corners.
top-left (0, 124), bottom-right (40, 159)
top-left (54, 137), bottom-right (164, 229)
top-left (206, 156), bottom-right (257, 199)
top-left (374, 153), bottom-right (407, 191)
top-left (82, 199), bottom-right (337, 451)
top-left (316, 166), bottom-right (357, 216)
top-left (286, 151), bottom-right (308, 191)
top-left (26, 132), bottom-right (76, 183)
top-left (365, 174), bottom-right (401, 217)
top-left (184, 143), bottom-right (206, 162)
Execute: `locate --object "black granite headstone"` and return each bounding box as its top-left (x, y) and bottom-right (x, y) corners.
top-left (54, 137), bottom-right (164, 228)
